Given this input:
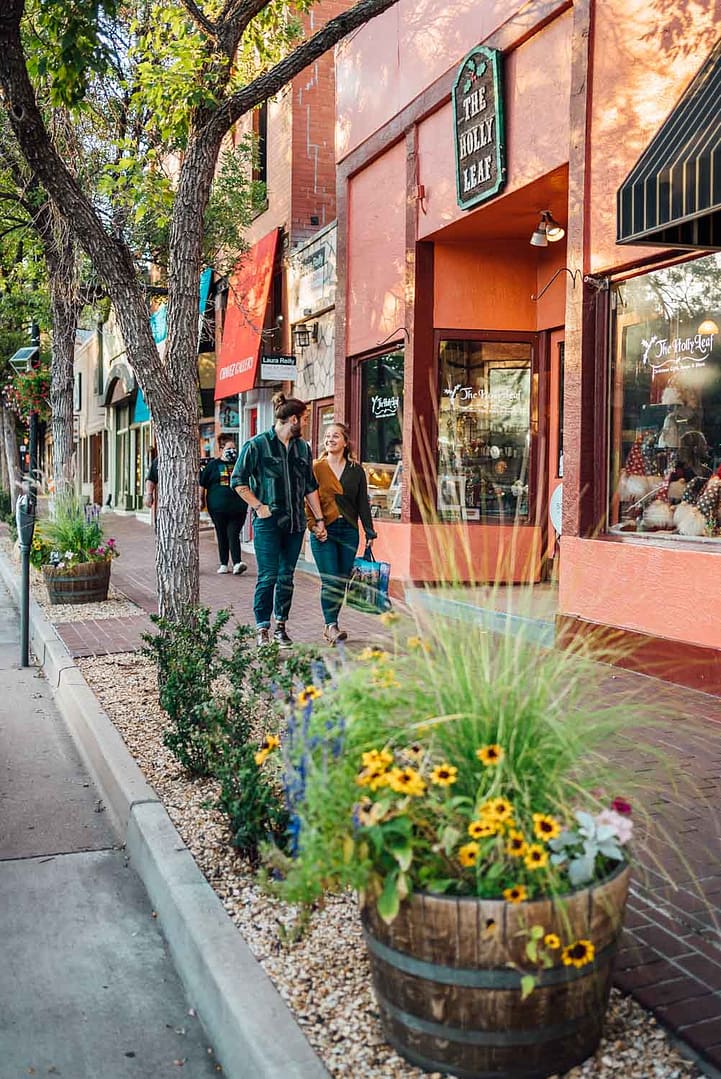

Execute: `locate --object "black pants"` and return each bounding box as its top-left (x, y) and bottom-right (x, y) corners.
top-left (210, 509), bottom-right (246, 567)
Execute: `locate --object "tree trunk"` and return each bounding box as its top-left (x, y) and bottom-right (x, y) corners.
top-left (47, 240), bottom-right (80, 497)
top-left (0, 407), bottom-right (9, 492)
top-left (0, 404), bottom-right (21, 511)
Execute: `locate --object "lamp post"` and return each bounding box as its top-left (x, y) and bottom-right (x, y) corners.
top-left (9, 328), bottom-right (40, 667)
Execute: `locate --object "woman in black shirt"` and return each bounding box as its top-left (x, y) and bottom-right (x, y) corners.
top-left (199, 436), bottom-right (248, 575)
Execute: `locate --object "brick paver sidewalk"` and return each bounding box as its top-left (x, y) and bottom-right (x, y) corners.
top-left (49, 513), bottom-right (721, 1073)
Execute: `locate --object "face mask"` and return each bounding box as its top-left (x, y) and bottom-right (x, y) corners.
top-left (221, 447), bottom-right (237, 462)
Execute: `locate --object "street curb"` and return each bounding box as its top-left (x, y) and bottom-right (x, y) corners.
top-left (0, 550), bottom-right (329, 1079)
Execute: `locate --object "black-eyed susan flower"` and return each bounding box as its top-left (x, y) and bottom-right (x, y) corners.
top-left (371, 668), bottom-right (401, 690)
top-left (458, 842), bottom-right (480, 868)
top-left (480, 797), bottom-right (514, 822)
top-left (355, 762), bottom-right (389, 789)
top-left (524, 844), bottom-right (549, 870)
top-left (297, 685), bottom-right (323, 707)
top-left (544, 933), bottom-right (561, 950)
top-left (505, 830), bottom-right (527, 857)
top-left (532, 813), bottom-right (562, 842)
top-left (468, 818), bottom-right (500, 839)
top-left (503, 884), bottom-right (528, 903)
top-left (406, 635), bottom-right (430, 652)
top-left (476, 744), bottom-right (504, 766)
top-left (254, 733), bottom-right (280, 764)
top-left (387, 766), bottom-right (426, 797)
top-left (361, 748), bottom-right (393, 770)
top-left (561, 940), bottom-right (595, 968)
top-left (430, 763), bottom-right (458, 787)
top-left (400, 743), bottom-right (424, 764)
top-left (379, 610), bottom-right (399, 626)
top-left (358, 646), bottom-right (388, 662)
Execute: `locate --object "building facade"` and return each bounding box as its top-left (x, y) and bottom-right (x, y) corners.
top-left (334, 0), bottom-right (721, 690)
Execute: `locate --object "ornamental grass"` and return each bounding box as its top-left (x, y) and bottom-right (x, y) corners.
top-left (275, 611), bottom-right (652, 926)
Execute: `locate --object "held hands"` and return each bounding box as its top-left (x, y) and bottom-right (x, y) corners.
top-left (313, 520), bottom-right (328, 542)
top-left (256, 504), bottom-right (273, 519)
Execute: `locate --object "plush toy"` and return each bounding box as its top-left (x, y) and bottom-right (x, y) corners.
top-left (642, 499), bottom-right (675, 529)
top-left (677, 505), bottom-right (707, 536)
top-left (696, 476), bottom-right (721, 534)
top-left (618, 439), bottom-right (652, 500)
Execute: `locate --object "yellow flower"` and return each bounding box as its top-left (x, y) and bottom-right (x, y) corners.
top-left (544, 933), bottom-right (561, 950)
top-left (503, 884), bottom-right (528, 903)
top-left (505, 830), bottom-right (528, 857)
top-left (406, 635), bottom-right (430, 652)
top-left (387, 766), bottom-right (426, 797)
top-left (371, 668), bottom-right (401, 689)
top-left (561, 940), bottom-right (595, 968)
top-left (468, 818), bottom-right (500, 839)
top-left (297, 685), bottom-right (323, 707)
top-left (254, 733), bottom-right (280, 766)
top-left (476, 744), bottom-right (504, 766)
top-left (358, 646), bottom-right (388, 662)
top-left (430, 763), bottom-right (458, 787)
top-left (361, 748), bottom-right (393, 770)
top-left (355, 763), bottom-right (388, 789)
top-left (532, 813), bottom-right (562, 842)
top-left (400, 743), bottom-right (424, 764)
top-left (458, 842), bottom-right (480, 868)
top-left (479, 797), bottom-right (514, 822)
top-left (524, 844), bottom-right (549, 870)
top-left (379, 610), bottom-right (399, 626)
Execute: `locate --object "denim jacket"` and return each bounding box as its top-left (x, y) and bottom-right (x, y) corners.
top-left (231, 428), bottom-right (318, 533)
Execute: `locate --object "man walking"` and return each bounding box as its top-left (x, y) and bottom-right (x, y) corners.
top-left (232, 392), bottom-right (327, 646)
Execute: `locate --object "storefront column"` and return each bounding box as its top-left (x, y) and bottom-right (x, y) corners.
top-left (561, 0), bottom-right (593, 538)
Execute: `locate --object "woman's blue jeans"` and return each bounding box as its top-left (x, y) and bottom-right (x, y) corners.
top-left (252, 517), bottom-right (305, 628)
top-left (310, 517), bottom-right (359, 626)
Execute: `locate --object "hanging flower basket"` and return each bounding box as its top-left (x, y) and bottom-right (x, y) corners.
top-left (42, 560), bottom-right (111, 605)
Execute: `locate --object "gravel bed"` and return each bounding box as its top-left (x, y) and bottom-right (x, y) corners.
top-left (76, 650), bottom-right (701, 1079)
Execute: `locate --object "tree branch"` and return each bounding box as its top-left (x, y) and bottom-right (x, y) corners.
top-left (176, 0), bottom-right (218, 39)
top-left (208, 0), bottom-right (399, 139)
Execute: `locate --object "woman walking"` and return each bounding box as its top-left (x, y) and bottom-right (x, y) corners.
top-left (307, 422), bottom-right (376, 645)
top-left (199, 436), bottom-right (248, 575)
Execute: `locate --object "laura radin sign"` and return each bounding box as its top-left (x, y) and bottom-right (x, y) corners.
top-left (453, 45), bottom-right (505, 211)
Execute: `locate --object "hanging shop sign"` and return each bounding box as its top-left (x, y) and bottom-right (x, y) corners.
top-left (260, 354), bottom-right (297, 382)
top-left (453, 45), bottom-right (506, 211)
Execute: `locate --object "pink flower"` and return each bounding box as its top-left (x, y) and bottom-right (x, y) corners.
top-left (612, 797), bottom-right (632, 816)
top-left (596, 809), bottom-right (633, 845)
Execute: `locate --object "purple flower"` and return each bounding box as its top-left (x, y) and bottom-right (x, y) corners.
top-left (612, 797), bottom-right (632, 816)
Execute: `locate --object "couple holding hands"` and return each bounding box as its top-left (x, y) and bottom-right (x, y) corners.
top-left (205, 392), bottom-right (376, 647)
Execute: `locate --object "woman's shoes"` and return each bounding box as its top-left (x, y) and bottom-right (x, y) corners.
top-left (324, 623), bottom-right (348, 646)
top-left (217, 565), bottom-right (229, 574)
top-left (233, 562), bottom-right (248, 575)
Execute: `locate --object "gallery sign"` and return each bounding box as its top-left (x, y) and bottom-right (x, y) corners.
top-left (260, 354), bottom-right (297, 381)
top-left (453, 45), bottom-right (505, 211)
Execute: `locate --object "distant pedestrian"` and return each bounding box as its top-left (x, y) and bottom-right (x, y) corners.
top-left (232, 393), bottom-right (326, 647)
top-left (199, 436), bottom-right (248, 576)
top-left (143, 449), bottom-right (158, 529)
top-left (306, 422), bottom-right (376, 645)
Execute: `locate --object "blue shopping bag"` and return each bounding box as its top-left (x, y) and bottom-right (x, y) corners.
top-left (346, 544), bottom-right (392, 614)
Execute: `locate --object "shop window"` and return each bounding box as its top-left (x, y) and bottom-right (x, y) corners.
top-left (438, 340), bottom-right (532, 521)
top-left (610, 253), bottom-right (721, 542)
top-left (313, 397), bottom-right (335, 456)
top-left (360, 349), bottom-right (404, 520)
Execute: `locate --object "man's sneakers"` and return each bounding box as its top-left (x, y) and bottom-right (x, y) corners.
top-left (273, 623), bottom-right (293, 648)
top-left (323, 623), bottom-right (348, 646)
top-left (217, 565), bottom-right (229, 574)
top-left (233, 562), bottom-right (248, 575)
top-left (256, 627), bottom-right (270, 646)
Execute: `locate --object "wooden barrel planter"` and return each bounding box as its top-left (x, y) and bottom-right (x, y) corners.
top-left (361, 863), bottom-right (630, 1079)
top-left (42, 561), bottom-right (111, 605)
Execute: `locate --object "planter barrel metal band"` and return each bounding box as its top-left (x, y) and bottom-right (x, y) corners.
top-left (361, 864), bottom-right (630, 1079)
top-left (363, 928), bottom-right (618, 988)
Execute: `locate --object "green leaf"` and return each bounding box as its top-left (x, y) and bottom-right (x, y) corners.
top-left (525, 940), bottom-right (538, 962)
top-left (377, 875), bottom-right (400, 924)
top-left (530, 924), bottom-right (545, 940)
top-left (521, 975), bottom-right (536, 1000)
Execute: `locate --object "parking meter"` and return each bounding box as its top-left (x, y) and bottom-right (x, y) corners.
top-left (16, 490), bottom-right (35, 666)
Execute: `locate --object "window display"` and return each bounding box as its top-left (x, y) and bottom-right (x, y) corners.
top-left (360, 350), bottom-right (404, 520)
top-left (610, 253), bottom-right (721, 541)
top-left (438, 339), bottom-right (532, 521)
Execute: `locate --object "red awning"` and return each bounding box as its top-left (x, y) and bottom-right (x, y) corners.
top-left (215, 228), bottom-right (279, 399)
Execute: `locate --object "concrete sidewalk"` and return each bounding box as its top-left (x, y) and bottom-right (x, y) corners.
top-left (4, 511), bottom-right (721, 1076)
top-left (0, 577), bottom-right (220, 1079)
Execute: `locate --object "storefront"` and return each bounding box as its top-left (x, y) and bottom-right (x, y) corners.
top-left (335, 1), bottom-right (721, 688)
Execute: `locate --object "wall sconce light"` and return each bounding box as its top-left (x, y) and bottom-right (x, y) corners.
top-left (698, 318), bottom-right (720, 335)
top-left (530, 210), bottom-right (565, 247)
top-left (293, 323), bottom-right (318, 349)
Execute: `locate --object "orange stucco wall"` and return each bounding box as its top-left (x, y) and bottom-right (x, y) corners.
top-left (346, 140), bottom-right (406, 356)
top-left (416, 12), bottom-right (572, 242)
top-left (371, 521), bottom-right (544, 583)
top-left (560, 536), bottom-right (721, 651)
top-left (587, 1), bottom-right (721, 274)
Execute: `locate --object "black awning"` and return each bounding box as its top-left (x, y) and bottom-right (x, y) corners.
top-left (617, 38), bottom-right (721, 249)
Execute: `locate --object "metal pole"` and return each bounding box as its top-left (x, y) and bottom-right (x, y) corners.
top-left (17, 322), bottom-right (40, 667)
